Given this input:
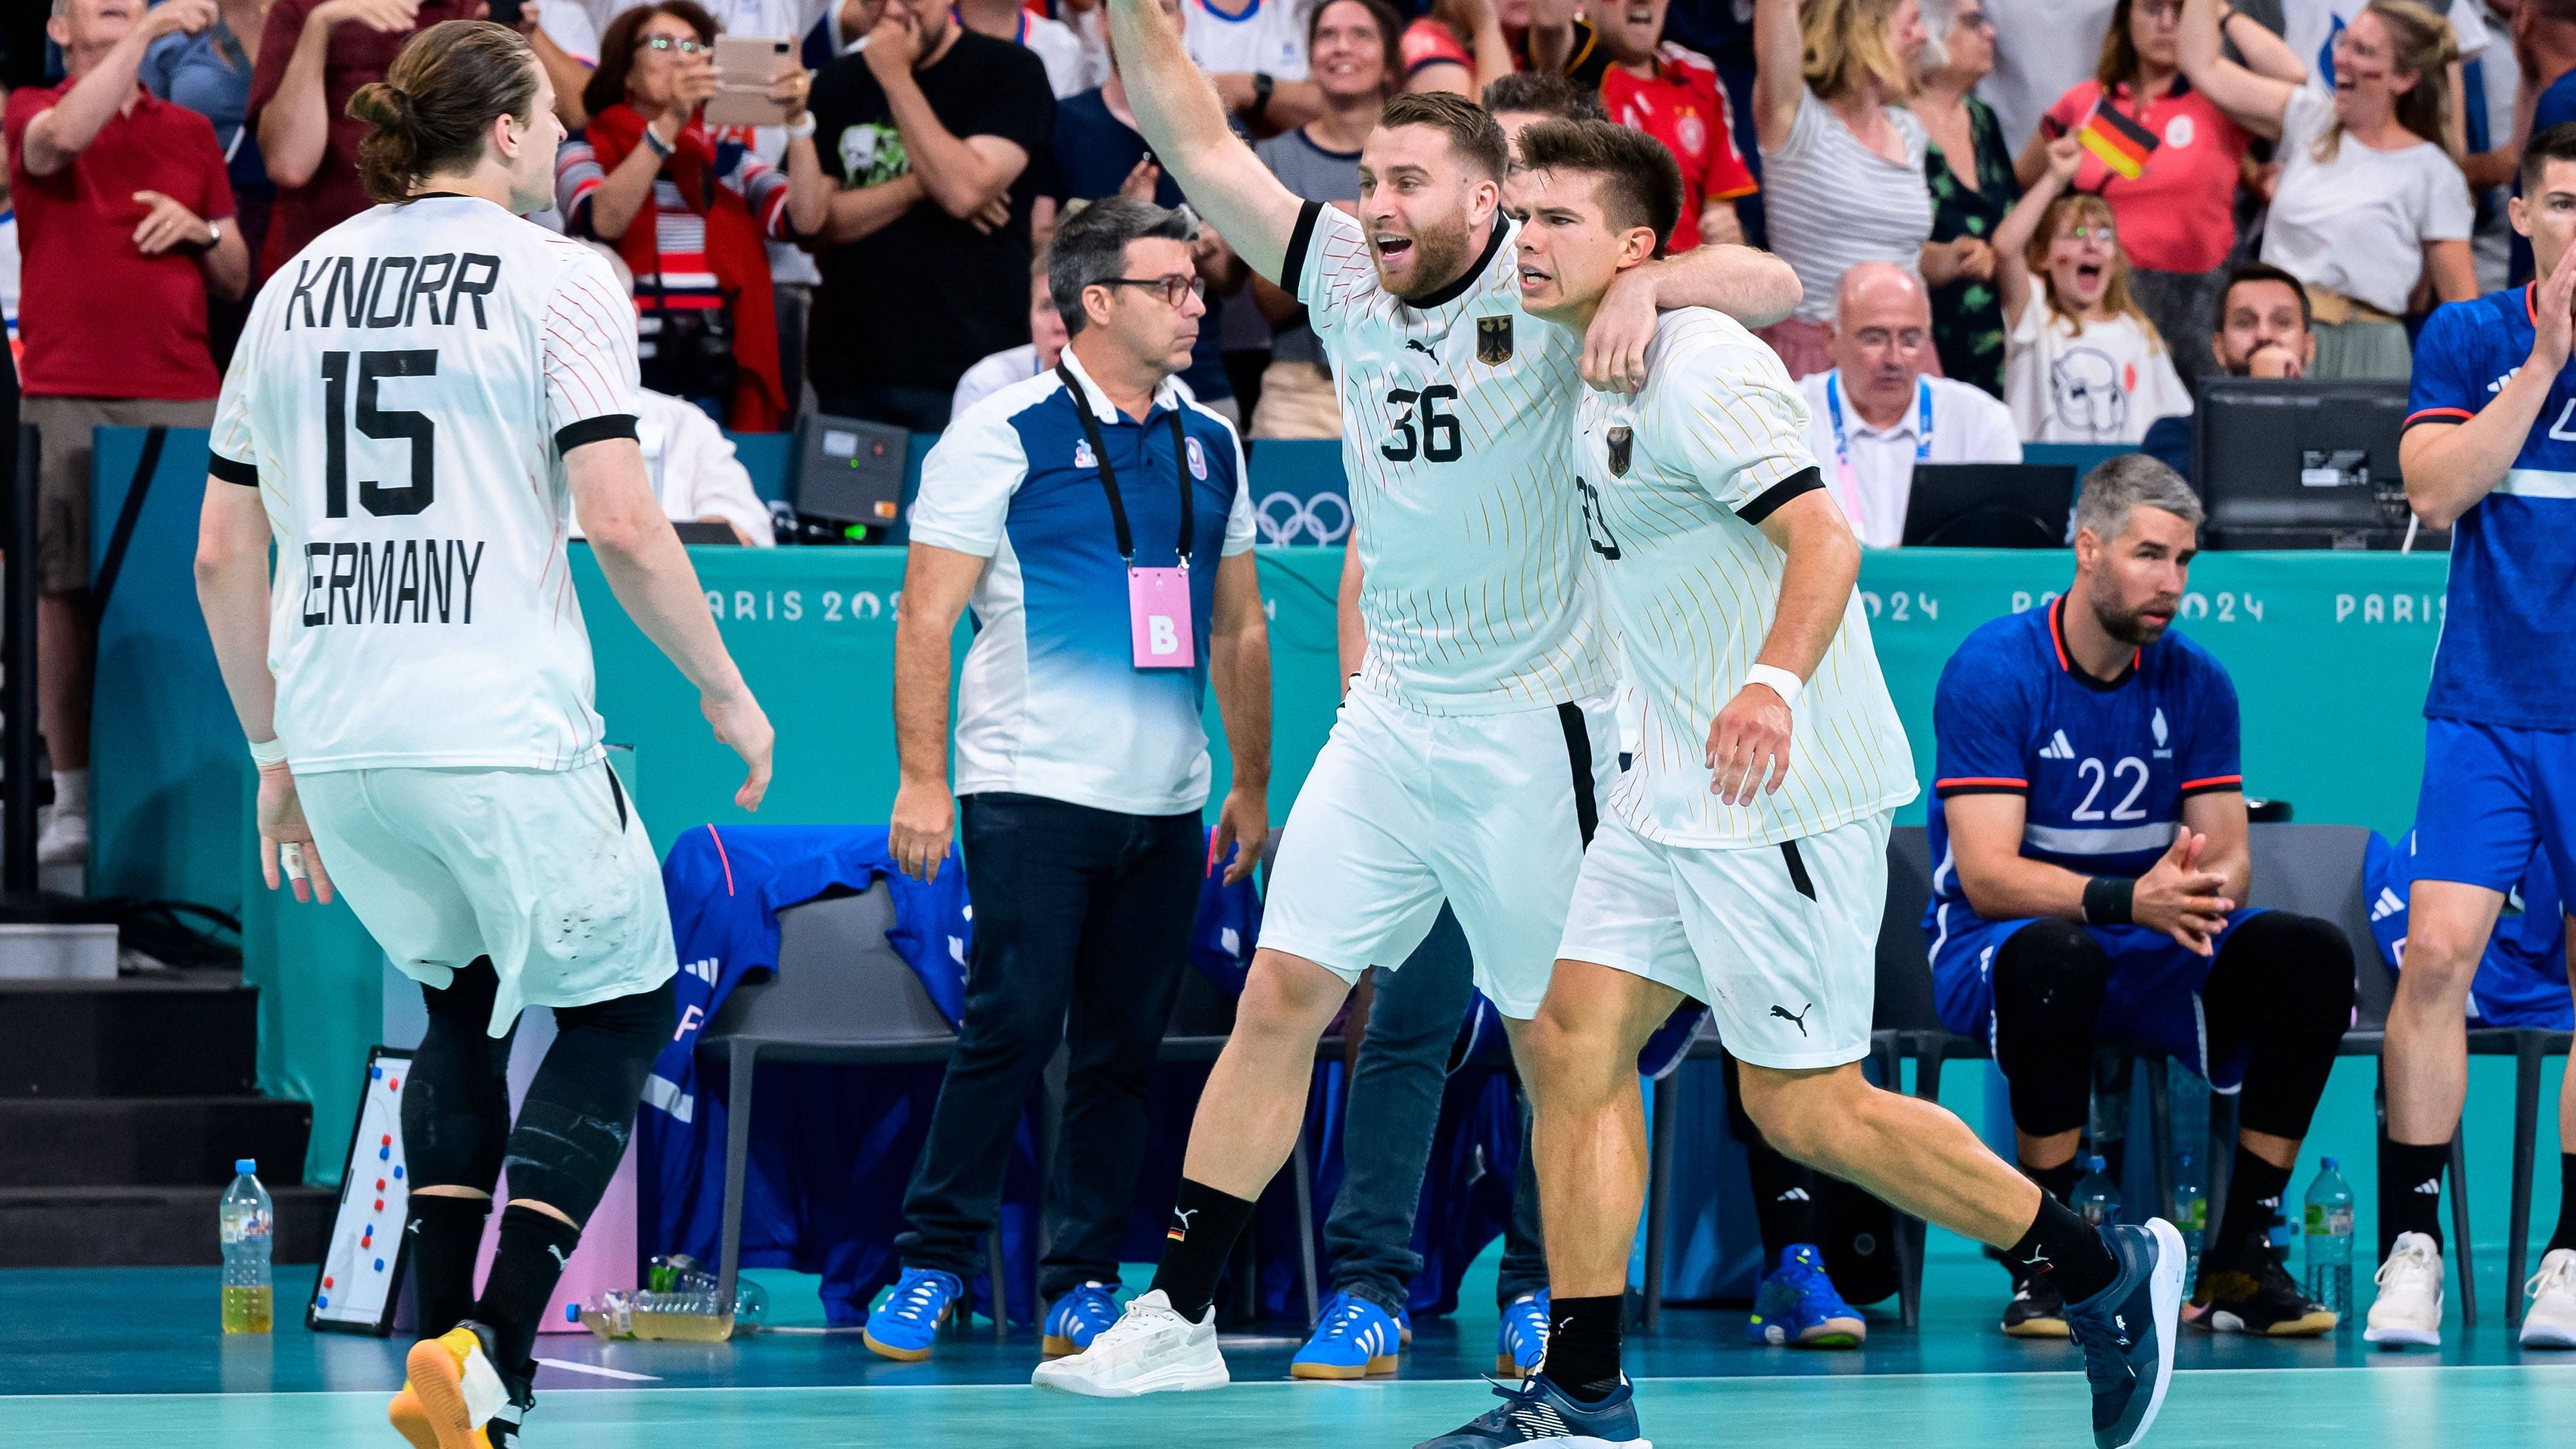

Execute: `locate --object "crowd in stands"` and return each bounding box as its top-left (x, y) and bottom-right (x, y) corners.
top-left (0, 0), bottom-right (2549, 867)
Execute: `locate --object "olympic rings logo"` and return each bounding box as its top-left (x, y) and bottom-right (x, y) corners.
top-left (1254, 489), bottom-right (1351, 546)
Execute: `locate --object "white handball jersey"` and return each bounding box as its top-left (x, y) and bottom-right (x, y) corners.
top-left (1571, 308), bottom-right (1917, 847)
top-left (209, 194), bottom-right (643, 774)
top-left (1287, 200), bottom-right (1615, 715)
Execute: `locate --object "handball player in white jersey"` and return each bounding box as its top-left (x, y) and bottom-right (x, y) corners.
top-left (1031, 0), bottom-right (1799, 1399)
top-left (193, 22), bottom-right (772, 1449)
top-left (1425, 120), bottom-right (2183, 1449)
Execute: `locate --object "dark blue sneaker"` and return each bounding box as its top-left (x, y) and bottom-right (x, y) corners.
top-left (1415, 1373), bottom-right (1651, 1448)
top-left (1041, 1281), bottom-right (1121, 1359)
top-left (1747, 1244), bottom-right (1866, 1348)
top-left (2064, 1219), bottom-right (2186, 1449)
top-left (863, 1267), bottom-right (966, 1362)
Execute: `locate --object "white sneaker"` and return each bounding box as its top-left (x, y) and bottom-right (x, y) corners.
top-left (35, 807), bottom-right (86, 867)
top-left (1030, 1290), bottom-right (1228, 1398)
top-left (2363, 1232), bottom-right (2445, 1347)
top-left (2521, 1248), bottom-right (2576, 1348)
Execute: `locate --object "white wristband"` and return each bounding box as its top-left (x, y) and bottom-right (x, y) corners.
top-left (1744, 665), bottom-right (1804, 708)
top-left (783, 111), bottom-right (817, 140)
top-left (248, 736), bottom-right (288, 768)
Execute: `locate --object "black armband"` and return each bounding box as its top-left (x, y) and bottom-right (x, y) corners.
top-left (2082, 875), bottom-right (2135, 927)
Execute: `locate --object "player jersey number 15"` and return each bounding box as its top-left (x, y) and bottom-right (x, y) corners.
top-left (319, 348), bottom-right (440, 518)
top-left (1381, 383), bottom-right (1462, 463)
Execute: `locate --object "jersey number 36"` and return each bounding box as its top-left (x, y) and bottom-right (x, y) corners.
top-left (319, 348), bottom-right (439, 519)
top-left (1381, 383), bottom-right (1462, 463)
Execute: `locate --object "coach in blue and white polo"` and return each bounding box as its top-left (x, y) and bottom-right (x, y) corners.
top-left (871, 198), bottom-right (1272, 1365)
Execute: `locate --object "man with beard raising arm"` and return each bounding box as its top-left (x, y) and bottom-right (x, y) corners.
top-left (1030, 0), bottom-right (1799, 1402)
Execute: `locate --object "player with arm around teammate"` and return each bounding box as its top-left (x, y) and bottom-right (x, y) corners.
top-left (1027, 0), bottom-right (1801, 1401)
top-left (1427, 120), bottom-right (2185, 1449)
top-left (192, 22), bottom-right (772, 1448)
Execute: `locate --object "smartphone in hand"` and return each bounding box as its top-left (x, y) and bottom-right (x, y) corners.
top-left (705, 36), bottom-right (795, 128)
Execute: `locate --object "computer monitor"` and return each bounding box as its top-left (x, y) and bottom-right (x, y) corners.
top-left (792, 413), bottom-right (909, 532)
top-left (2191, 377), bottom-right (2415, 548)
top-left (1901, 463), bottom-right (2077, 548)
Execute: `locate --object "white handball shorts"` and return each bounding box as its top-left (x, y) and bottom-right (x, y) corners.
top-left (297, 760), bottom-right (677, 1035)
top-left (1558, 808), bottom-right (1891, 1070)
top-left (1258, 685), bottom-right (1618, 1020)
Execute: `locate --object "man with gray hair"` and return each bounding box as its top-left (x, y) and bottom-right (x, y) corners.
top-left (1922, 454), bottom-right (2357, 1341)
top-left (869, 195), bottom-right (1273, 1367)
top-left (1794, 262), bottom-right (2020, 547)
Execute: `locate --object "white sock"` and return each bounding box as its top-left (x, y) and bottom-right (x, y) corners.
top-left (53, 768), bottom-right (87, 817)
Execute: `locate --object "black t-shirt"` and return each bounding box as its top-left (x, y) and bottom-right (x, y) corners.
top-left (808, 30), bottom-right (1054, 400)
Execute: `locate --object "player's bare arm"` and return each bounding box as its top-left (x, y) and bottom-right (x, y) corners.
top-left (1103, 0), bottom-right (1306, 280)
top-left (567, 439), bottom-right (775, 812)
top-left (1947, 795), bottom-right (2236, 955)
top-left (889, 541), bottom-right (986, 882)
top-left (1207, 552), bottom-right (1273, 886)
top-left (196, 476), bottom-right (337, 906)
top-left (1579, 240), bottom-right (1802, 391)
top-left (2403, 216), bottom-right (2576, 529)
top-left (1705, 488), bottom-right (1854, 804)
top-left (2179, 787), bottom-right (2251, 906)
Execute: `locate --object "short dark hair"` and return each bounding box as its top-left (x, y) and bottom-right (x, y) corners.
top-left (1481, 70), bottom-right (1606, 123)
top-left (1307, 0), bottom-right (1406, 94)
top-left (2217, 260), bottom-right (2311, 333)
top-left (1513, 119), bottom-right (1684, 257)
top-left (584, 1), bottom-right (719, 122)
top-left (1376, 91), bottom-right (1510, 181)
top-left (348, 21), bottom-right (540, 204)
top-left (1049, 197), bottom-right (1197, 335)
top-left (2527, 121), bottom-right (2576, 198)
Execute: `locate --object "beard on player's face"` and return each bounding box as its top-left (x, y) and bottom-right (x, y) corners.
top-left (1376, 209), bottom-right (1476, 300)
top-left (2088, 571), bottom-right (2175, 648)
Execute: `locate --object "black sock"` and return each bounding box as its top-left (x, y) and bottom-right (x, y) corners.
top-left (2549, 1155), bottom-right (2576, 1257)
top-left (2006, 1191), bottom-right (2120, 1304)
top-left (2378, 1134), bottom-right (2449, 1259)
top-left (471, 1204), bottom-right (582, 1376)
top-left (1147, 1178), bottom-right (1258, 1322)
top-left (2022, 1157), bottom-right (2085, 1207)
top-left (2207, 1150), bottom-right (2294, 1271)
top-left (1543, 1293), bottom-right (1625, 1404)
top-left (405, 1195), bottom-right (493, 1339)
top-left (1745, 1139), bottom-right (1821, 1261)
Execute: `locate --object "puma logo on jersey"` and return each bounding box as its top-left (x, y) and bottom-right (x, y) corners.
top-left (2039, 730), bottom-right (2077, 760)
top-left (1404, 338), bottom-right (1435, 355)
top-left (1770, 1003), bottom-right (1814, 1035)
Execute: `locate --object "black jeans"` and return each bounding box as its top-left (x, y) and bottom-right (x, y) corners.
top-left (1325, 907), bottom-right (1549, 1314)
top-left (895, 792), bottom-right (1202, 1301)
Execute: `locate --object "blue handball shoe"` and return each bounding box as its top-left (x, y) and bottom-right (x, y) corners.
top-left (1290, 1290), bottom-right (1407, 1379)
top-left (1415, 1373), bottom-right (1651, 1448)
top-left (1495, 1289), bottom-right (1550, 1376)
top-left (1041, 1281), bottom-right (1121, 1359)
top-left (862, 1267), bottom-right (966, 1362)
top-left (2066, 1219), bottom-right (2186, 1449)
top-left (1747, 1244), bottom-right (1866, 1348)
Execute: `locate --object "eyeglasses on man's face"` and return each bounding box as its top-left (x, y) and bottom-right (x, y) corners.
top-left (637, 34), bottom-right (710, 55)
top-left (1103, 274), bottom-right (1207, 308)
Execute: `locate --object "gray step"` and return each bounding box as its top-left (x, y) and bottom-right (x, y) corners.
top-left (0, 1185), bottom-right (335, 1267)
top-left (0, 974), bottom-right (259, 1097)
top-left (0, 1097), bottom-right (313, 1188)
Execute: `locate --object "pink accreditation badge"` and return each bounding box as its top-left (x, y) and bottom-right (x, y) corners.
top-left (1129, 565), bottom-right (1195, 668)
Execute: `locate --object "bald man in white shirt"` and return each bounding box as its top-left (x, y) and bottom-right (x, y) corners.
top-left (1795, 262), bottom-right (2020, 548)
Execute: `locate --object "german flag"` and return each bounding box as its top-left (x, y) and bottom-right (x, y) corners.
top-left (2076, 101), bottom-right (2160, 181)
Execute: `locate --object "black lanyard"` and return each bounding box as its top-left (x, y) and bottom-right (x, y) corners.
top-left (1056, 363), bottom-right (1193, 568)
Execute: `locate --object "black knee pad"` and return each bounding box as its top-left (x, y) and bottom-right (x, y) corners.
top-left (1990, 921), bottom-right (2110, 1139)
top-left (2208, 913), bottom-right (2354, 1142)
top-left (499, 978), bottom-right (676, 1226)
top-left (401, 960), bottom-right (516, 1192)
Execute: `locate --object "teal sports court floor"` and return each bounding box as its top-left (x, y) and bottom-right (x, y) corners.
top-left (18, 1250), bottom-right (2576, 1449)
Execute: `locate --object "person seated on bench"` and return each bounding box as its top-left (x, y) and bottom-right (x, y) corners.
top-left (1922, 453), bottom-right (2354, 1339)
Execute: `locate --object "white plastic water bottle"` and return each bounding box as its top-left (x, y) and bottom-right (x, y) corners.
top-left (2303, 1156), bottom-right (2355, 1320)
top-left (2174, 1151), bottom-right (2207, 1273)
top-left (2073, 1155), bottom-right (2123, 1228)
top-left (220, 1159), bottom-right (274, 1335)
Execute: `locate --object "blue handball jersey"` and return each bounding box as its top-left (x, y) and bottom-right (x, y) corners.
top-left (1924, 598), bottom-right (2243, 932)
top-left (2407, 286), bottom-right (2576, 729)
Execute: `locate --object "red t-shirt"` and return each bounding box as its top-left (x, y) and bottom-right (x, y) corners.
top-left (1601, 44), bottom-right (1756, 254)
top-left (4, 84), bottom-right (235, 401)
top-left (248, 0), bottom-right (482, 278)
top-left (2042, 78), bottom-right (2249, 275)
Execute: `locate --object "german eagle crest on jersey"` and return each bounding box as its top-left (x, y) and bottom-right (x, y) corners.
top-left (1477, 314), bottom-right (1513, 365)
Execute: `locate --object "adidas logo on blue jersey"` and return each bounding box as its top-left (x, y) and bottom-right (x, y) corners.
top-left (2371, 886), bottom-right (2406, 922)
top-left (2039, 729), bottom-right (2077, 760)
